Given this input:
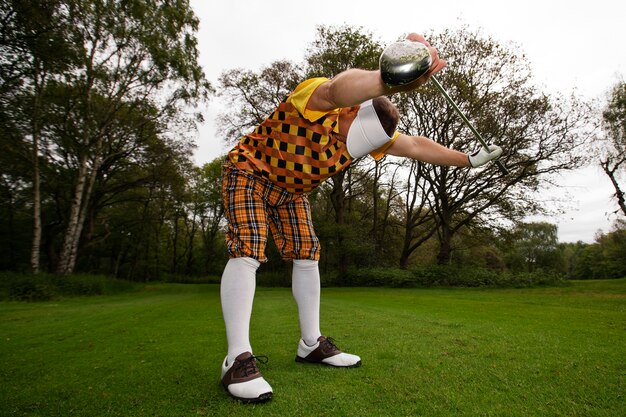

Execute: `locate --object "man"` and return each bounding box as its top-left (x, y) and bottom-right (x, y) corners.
top-left (219, 33), bottom-right (502, 403)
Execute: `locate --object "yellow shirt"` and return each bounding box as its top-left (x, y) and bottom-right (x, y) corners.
top-left (228, 77), bottom-right (398, 193)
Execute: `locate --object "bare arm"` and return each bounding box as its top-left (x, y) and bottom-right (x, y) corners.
top-left (307, 69), bottom-right (390, 111)
top-left (385, 133), bottom-right (471, 167)
top-left (306, 33), bottom-right (447, 111)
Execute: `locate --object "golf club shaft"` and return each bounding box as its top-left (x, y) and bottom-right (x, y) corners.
top-left (430, 76), bottom-right (509, 175)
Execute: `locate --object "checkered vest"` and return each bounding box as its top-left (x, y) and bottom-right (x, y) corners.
top-left (228, 98), bottom-right (352, 194)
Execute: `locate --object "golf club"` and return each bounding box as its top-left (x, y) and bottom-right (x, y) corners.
top-left (380, 40), bottom-right (509, 175)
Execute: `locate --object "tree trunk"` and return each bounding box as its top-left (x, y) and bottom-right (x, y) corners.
top-left (399, 223), bottom-right (438, 269)
top-left (379, 164), bottom-right (400, 254)
top-left (30, 67), bottom-right (45, 274)
top-left (3, 180), bottom-right (18, 267)
top-left (398, 162), bottom-right (437, 268)
top-left (371, 160), bottom-right (380, 245)
top-left (399, 230), bottom-right (412, 269)
top-left (171, 214), bottom-right (179, 275)
top-left (185, 213), bottom-right (197, 275)
top-left (31, 133), bottom-right (41, 274)
top-left (67, 152), bottom-right (102, 272)
top-left (329, 171), bottom-right (348, 276)
top-left (56, 155), bottom-right (89, 274)
top-left (329, 171), bottom-right (346, 224)
top-left (436, 225), bottom-right (453, 265)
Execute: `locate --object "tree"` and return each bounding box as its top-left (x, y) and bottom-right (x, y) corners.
top-left (557, 241), bottom-right (582, 279)
top-left (565, 222), bottom-right (626, 280)
top-left (600, 81), bottom-right (626, 216)
top-left (0, 0), bottom-right (77, 273)
top-left (393, 27), bottom-right (597, 264)
top-left (398, 159), bottom-right (438, 268)
top-left (46, 0), bottom-right (209, 274)
top-left (195, 158), bottom-right (227, 274)
top-left (217, 60), bottom-right (302, 146)
top-left (593, 221), bottom-right (626, 279)
top-left (74, 100), bottom-right (195, 279)
top-left (503, 222), bottom-right (560, 272)
top-left (1, 0), bottom-right (211, 275)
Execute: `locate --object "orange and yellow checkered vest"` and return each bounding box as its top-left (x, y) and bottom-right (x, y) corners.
top-left (228, 97), bottom-right (352, 194)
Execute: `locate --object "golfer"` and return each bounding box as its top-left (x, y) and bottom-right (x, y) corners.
top-left (219, 33), bottom-right (502, 403)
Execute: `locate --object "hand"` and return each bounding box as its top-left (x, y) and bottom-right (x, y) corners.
top-left (468, 145), bottom-right (503, 168)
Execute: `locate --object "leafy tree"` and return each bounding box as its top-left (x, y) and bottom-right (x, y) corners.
top-left (393, 27), bottom-right (597, 264)
top-left (558, 241), bottom-right (588, 279)
top-left (180, 158), bottom-right (227, 275)
top-left (565, 222), bottom-right (626, 279)
top-left (0, 0), bottom-right (211, 276)
top-left (0, 168), bottom-right (31, 270)
top-left (600, 81), bottom-right (626, 216)
top-left (51, 0), bottom-right (209, 274)
top-left (83, 155), bottom-right (227, 280)
top-left (503, 222), bottom-right (560, 272)
top-left (594, 221), bottom-right (626, 278)
top-left (305, 24), bottom-right (382, 78)
top-left (0, 0), bottom-right (77, 272)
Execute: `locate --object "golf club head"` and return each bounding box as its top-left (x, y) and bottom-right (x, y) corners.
top-left (380, 40), bottom-right (432, 87)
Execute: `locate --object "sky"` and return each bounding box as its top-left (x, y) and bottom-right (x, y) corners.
top-left (188, 0), bottom-right (625, 243)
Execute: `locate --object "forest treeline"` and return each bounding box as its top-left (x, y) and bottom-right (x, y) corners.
top-left (1, 1), bottom-right (624, 285)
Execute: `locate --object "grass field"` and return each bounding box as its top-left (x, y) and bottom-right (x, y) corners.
top-left (1, 279), bottom-right (624, 416)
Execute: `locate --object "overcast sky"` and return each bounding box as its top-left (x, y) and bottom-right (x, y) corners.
top-left (188, 0), bottom-right (625, 243)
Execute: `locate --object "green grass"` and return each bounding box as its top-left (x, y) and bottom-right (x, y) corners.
top-left (1, 280), bottom-right (624, 416)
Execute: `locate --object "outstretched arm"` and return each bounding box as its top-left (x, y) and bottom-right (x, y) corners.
top-left (386, 134), bottom-right (503, 168)
top-left (306, 33), bottom-right (446, 111)
top-left (386, 134), bottom-right (471, 167)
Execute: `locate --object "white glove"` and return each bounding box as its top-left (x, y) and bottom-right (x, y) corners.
top-left (468, 145), bottom-right (503, 168)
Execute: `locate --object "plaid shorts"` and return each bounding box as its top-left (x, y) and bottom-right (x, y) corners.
top-left (222, 161), bottom-right (321, 263)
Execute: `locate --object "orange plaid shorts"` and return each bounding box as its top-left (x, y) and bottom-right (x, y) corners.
top-left (222, 161), bottom-right (321, 263)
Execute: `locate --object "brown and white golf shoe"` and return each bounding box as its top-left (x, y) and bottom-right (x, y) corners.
top-left (295, 336), bottom-right (361, 368)
top-left (220, 352), bottom-right (272, 403)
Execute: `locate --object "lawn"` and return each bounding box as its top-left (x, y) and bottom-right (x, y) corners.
top-left (1, 279), bottom-right (624, 416)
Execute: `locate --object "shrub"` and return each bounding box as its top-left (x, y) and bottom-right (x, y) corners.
top-left (0, 272), bottom-right (140, 301)
top-left (257, 270), bottom-right (291, 287)
top-left (340, 266), bottom-right (565, 288)
top-left (7, 276), bottom-right (55, 301)
top-left (52, 274), bottom-right (106, 296)
top-left (165, 274), bottom-right (220, 284)
top-left (410, 266), bottom-right (565, 288)
top-left (343, 268), bottom-right (414, 287)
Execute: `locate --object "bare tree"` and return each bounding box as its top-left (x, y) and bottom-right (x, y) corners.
top-left (393, 27), bottom-right (597, 264)
top-left (217, 61), bottom-right (302, 146)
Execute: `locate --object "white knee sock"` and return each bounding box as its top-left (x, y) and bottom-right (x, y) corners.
top-left (220, 257), bottom-right (259, 364)
top-left (292, 260), bottom-right (322, 346)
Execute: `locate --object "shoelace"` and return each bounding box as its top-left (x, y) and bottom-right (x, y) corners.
top-left (235, 355), bottom-right (268, 377)
top-left (321, 337), bottom-right (340, 352)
